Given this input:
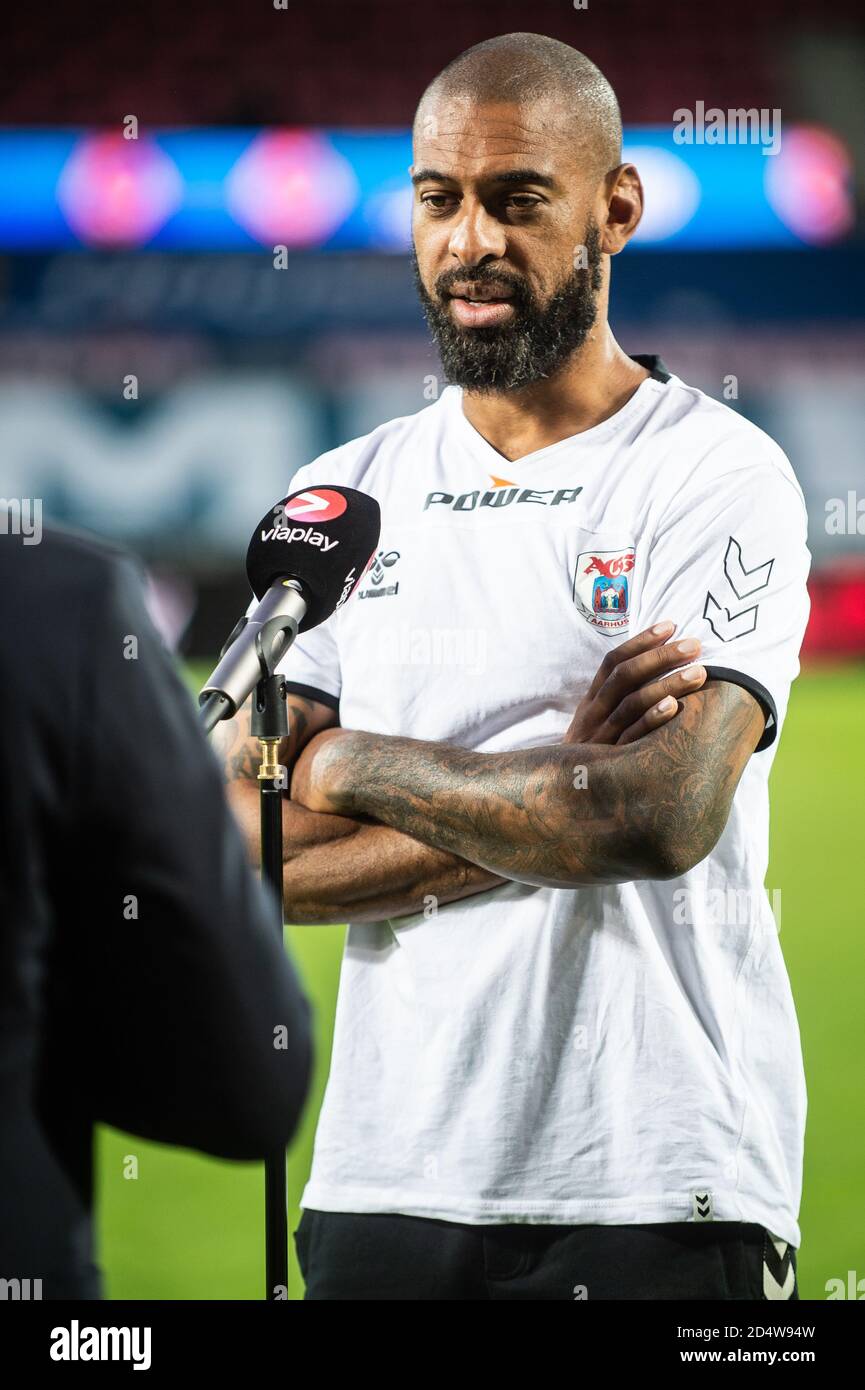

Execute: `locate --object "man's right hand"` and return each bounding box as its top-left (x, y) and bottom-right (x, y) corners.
top-left (564, 621), bottom-right (706, 746)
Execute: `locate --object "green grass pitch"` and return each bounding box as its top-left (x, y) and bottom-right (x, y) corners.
top-left (95, 664), bottom-right (865, 1300)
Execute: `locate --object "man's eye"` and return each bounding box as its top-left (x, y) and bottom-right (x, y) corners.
top-left (419, 192), bottom-right (541, 215)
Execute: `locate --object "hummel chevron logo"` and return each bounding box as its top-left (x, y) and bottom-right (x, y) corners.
top-left (724, 536), bottom-right (774, 599)
top-left (703, 591), bottom-right (758, 640)
top-left (704, 536), bottom-right (775, 642)
top-left (692, 1191), bottom-right (714, 1221)
top-left (763, 1234), bottom-right (796, 1300)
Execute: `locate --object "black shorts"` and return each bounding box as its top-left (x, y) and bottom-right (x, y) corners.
top-left (294, 1209), bottom-right (798, 1301)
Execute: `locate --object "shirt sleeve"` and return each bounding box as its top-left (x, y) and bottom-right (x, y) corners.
top-left (244, 461), bottom-right (342, 712)
top-left (277, 624), bottom-right (341, 711)
top-left (633, 450), bottom-right (811, 752)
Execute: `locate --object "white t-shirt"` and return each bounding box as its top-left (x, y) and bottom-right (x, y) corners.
top-left (273, 360), bottom-right (811, 1246)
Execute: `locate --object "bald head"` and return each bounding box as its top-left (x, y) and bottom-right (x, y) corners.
top-left (414, 32), bottom-right (622, 180)
top-left (410, 34), bottom-right (644, 394)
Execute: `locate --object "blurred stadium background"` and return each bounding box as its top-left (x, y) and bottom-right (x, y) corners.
top-left (3, 0), bottom-right (862, 1298)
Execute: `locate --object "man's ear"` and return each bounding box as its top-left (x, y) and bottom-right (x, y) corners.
top-left (601, 163), bottom-right (644, 255)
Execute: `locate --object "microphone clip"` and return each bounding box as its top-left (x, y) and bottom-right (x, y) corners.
top-left (250, 615), bottom-right (299, 743)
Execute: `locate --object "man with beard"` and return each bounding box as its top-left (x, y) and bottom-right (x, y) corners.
top-left (218, 33), bottom-right (810, 1300)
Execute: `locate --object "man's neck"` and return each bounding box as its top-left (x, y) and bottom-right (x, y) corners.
top-left (459, 327), bottom-right (651, 463)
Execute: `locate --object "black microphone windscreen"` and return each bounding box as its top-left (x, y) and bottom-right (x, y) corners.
top-left (246, 485), bottom-right (381, 631)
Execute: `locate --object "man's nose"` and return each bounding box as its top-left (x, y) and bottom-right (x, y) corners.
top-left (447, 202), bottom-right (507, 266)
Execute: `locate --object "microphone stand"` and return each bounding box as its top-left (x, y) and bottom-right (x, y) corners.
top-left (254, 671), bottom-right (290, 1301)
top-left (250, 618), bottom-right (300, 1302)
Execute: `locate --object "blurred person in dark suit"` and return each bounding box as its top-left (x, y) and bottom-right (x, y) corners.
top-left (0, 524), bottom-right (312, 1299)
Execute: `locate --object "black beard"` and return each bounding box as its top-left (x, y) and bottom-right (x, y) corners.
top-left (412, 224), bottom-right (604, 395)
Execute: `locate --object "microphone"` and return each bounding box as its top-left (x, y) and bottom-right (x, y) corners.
top-left (199, 484), bottom-right (380, 730)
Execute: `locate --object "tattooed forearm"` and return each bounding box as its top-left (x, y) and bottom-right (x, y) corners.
top-left (283, 823), bottom-right (505, 924)
top-left (314, 682), bottom-right (765, 888)
top-left (623, 679), bottom-right (763, 876)
top-left (210, 689), bottom-right (503, 918)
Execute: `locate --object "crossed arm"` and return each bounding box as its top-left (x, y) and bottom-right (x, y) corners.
top-left (214, 693), bottom-right (503, 923)
top-left (290, 678), bottom-right (765, 891)
top-left (215, 625), bottom-right (764, 920)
